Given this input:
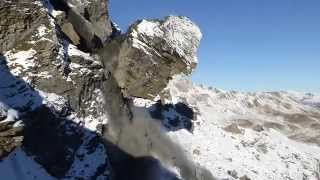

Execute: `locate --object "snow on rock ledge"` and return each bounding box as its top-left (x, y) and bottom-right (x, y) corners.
top-left (100, 16), bottom-right (202, 99)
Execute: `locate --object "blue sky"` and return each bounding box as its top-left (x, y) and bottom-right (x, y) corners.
top-left (110, 0), bottom-right (320, 92)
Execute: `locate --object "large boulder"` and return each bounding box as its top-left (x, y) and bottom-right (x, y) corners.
top-left (100, 16), bottom-right (202, 99)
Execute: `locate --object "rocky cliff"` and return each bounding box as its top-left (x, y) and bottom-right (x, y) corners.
top-left (0, 0), bottom-right (208, 179)
top-left (0, 1), bottom-right (320, 180)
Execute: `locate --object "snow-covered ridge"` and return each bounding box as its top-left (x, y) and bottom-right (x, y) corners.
top-left (286, 91), bottom-right (320, 108)
top-left (149, 77), bottom-right (320, 180)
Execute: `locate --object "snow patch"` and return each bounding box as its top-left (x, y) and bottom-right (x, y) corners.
top-left (68, 44), bottom-right (94, 61)
top-left (4, 49), bottom-right (36, 76)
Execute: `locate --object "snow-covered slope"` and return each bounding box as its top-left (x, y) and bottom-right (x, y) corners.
top-left (134, 77), bottom-right (320, 180)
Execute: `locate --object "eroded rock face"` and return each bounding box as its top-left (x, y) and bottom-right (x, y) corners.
top-left (0, 1), bottom-right (111, 177)
top-left (48, 0), bottom-right (113, 49)
top-left (100, 16), bottom-right (202, 99)
top-left (0, 1), bottom-right (48, 53)
top-left (65, 0), bottom-right (112, 42)
top-left (2, 7), bottom-right (102, 119)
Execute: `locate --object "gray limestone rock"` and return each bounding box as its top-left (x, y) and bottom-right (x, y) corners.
top-left (100, 16), bottom-right (202, 99)
top-left (48, 0), bottom-right (113, 49)
top-left (64, 0), bottom-right (112, 42)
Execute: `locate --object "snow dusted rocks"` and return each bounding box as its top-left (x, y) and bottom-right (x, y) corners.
top-left (0, 1), bottom-right (48, 53)
top-left (0, 0), bottom-right (107, 119)
top-left (0, 0), bottom-right (112, 178)
top-left (0, 108), bottom-right (24, 159)
top-left (100, 16), bottom-right (202, 99)
top-left (0, 57), bottom-right (41, 159)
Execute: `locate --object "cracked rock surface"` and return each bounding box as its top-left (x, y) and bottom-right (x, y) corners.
top-left (100, 16), bottom-right (202, 99)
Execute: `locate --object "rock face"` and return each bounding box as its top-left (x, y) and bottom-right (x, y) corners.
top-left (2, 0), bottom-right (106, 119)
top-left (64, 0), bottom-right (112, 42)
top-left (0, 1), bottom-right (48, 53)
top-left (48, 0), bottom-right (113, 49)
top-left (0, 0), bottom-right (112, 178)
top-left (100, 16), bottom-right (202, 99)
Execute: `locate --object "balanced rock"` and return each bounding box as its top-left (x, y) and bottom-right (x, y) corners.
top-left (100, 16), bottom-right (202, 99)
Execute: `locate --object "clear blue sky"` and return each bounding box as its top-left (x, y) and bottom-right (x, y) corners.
top-left (110, 0), bottom-right (320, 92)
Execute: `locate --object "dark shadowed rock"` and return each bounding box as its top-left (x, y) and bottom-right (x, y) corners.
top-left (22, 106), bottom-right (82, 177)
top-left (149, 101), bottom-right (195, 132)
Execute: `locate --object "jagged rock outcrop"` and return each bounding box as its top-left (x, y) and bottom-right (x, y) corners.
top-left (47, 0), bottom-right (113, 49)
top-left (100, 16), bottom-right (202, 99)
top-left (2, 0), bottom-right (106, 119)
top-left (0, 0), bottom-right (111, 178)
top-left (63, 0), bottom-right (112, 42)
